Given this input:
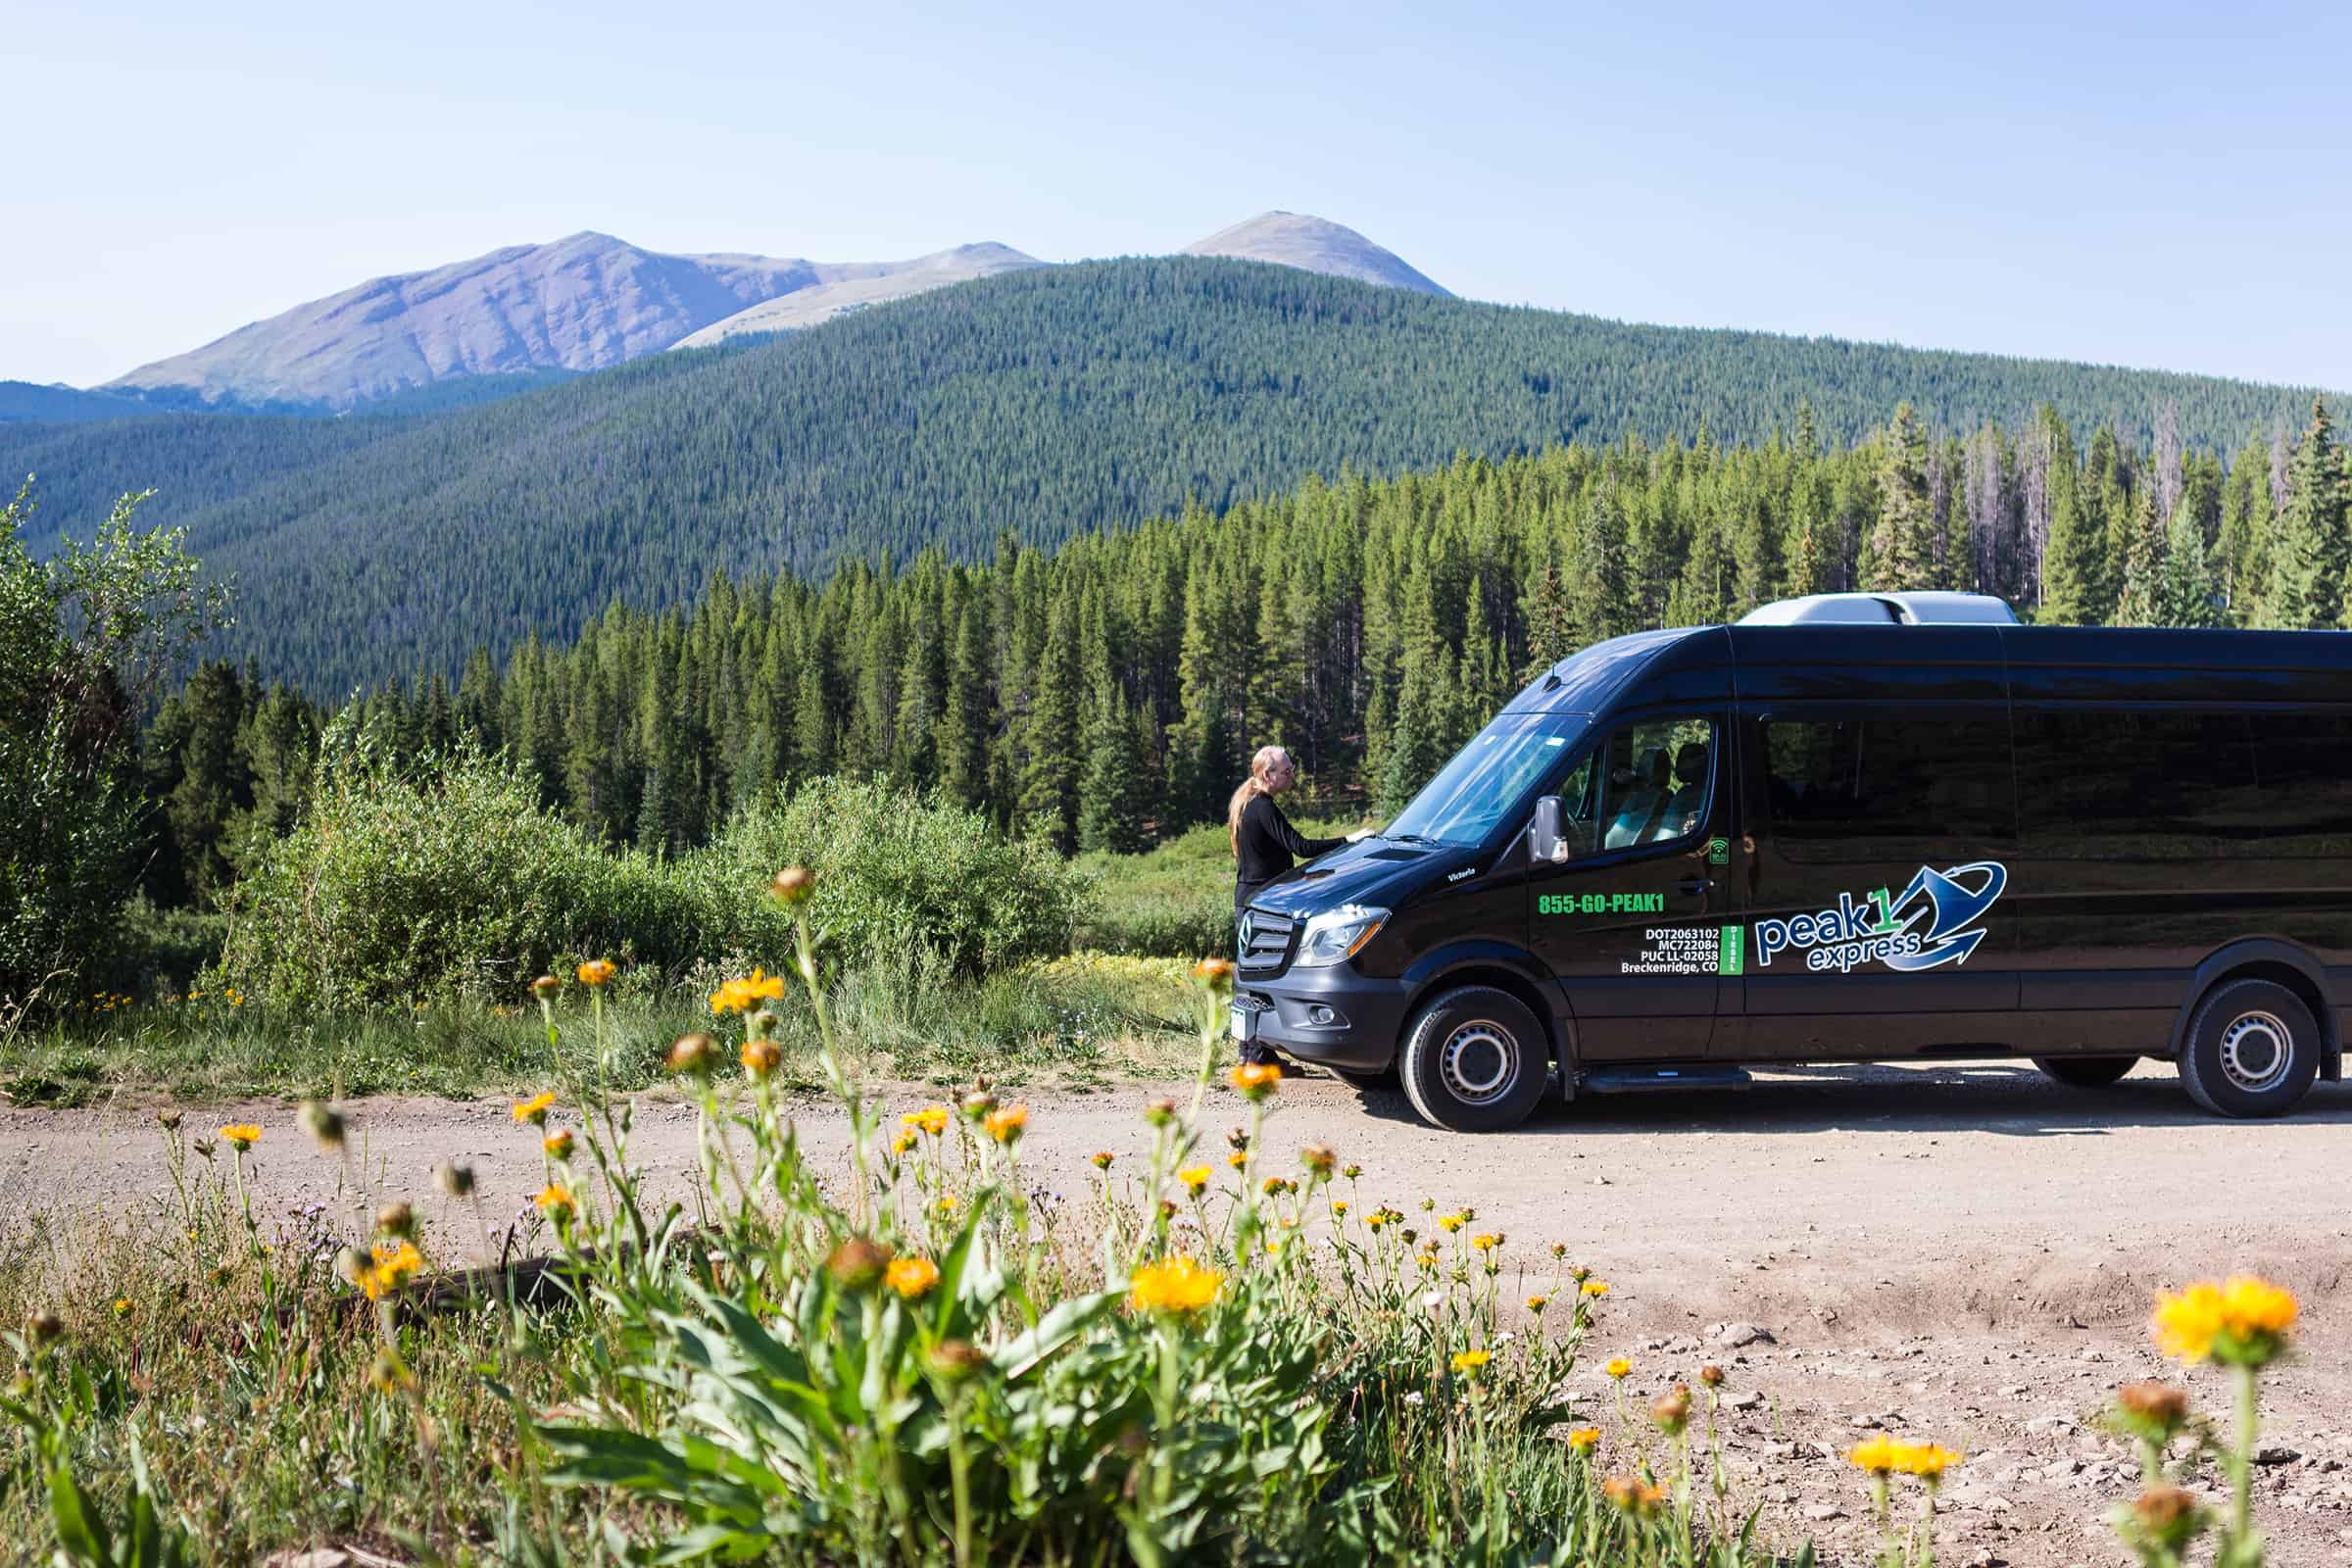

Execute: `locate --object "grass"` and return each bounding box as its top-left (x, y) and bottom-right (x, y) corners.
top-left (1, 954), bottom-right (1203, 1106)
top-left (1075, 811), bottom-right (1369, 956)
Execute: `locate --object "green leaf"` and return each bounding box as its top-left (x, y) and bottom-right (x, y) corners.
top-left (993, 1287), bottom-right (1126, 1380)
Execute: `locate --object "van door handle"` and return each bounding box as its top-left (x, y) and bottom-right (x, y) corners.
top-left (1675, 876), bottom-right (1711, 896)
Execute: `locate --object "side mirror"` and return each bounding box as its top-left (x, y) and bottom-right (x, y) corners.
top-left (1530, 796), bottom-right (1565, 863)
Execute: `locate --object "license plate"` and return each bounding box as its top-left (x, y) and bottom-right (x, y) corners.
top-left (1229, 1003), bottom-right (1252, 1041)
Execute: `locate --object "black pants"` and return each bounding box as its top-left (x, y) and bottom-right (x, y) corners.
top-left (1233, 887), bottom-right (1283, 1067)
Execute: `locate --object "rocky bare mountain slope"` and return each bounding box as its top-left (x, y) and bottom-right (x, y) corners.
top-left (673, 243), bottom-right (1045, 347)
top-left (1181, 211), bottom-right (1449, 296)
top-left (101, 232), bottom-right (1037, 412)
top-left (84, 216), bottom-right (1439, 413)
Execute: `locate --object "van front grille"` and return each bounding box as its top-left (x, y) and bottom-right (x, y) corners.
top-left (1237, 907), bottom-right (1296, 976)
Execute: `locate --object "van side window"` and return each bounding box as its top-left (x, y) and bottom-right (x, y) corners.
top-left (2252, 711), bottom-right (2352, 857)
top-left (2014, 709), bottom-right (2262, 858)
top-left (1763, 714), bottom-right (2013, 862)
top-left (1574, 716), bottom-right (1715, 856)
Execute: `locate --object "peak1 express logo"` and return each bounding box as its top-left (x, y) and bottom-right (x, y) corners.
top-left (1753, 861), bottom-right (2008, 974)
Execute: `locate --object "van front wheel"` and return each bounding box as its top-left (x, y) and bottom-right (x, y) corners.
top-left (2178, 978), bottom-right (2320, 1118)
top-left (1397, 987), bottom-right (1549, 1133)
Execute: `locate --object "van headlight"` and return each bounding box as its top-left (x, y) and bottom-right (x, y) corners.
top-left (1293, 905), bottom-right (1389, 967)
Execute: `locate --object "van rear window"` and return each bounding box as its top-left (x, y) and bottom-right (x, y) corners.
top-left (2015, 708), bottom-right (2263, 858)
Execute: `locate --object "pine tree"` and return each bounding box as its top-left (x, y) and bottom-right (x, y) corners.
top-left (1522, 558), bottom-right (1576, 679)
top-left (2111, 486), bottom-right (2166, 627)
top-left (2155, 493), bottom-right (2225, 628)
top-left (1017, 589), bottom-right (1082, 849)
top-left (2038, 472), bottom-right (2105, 624)
top-left (1077, 685), bottom-right (1151, 854)
top-left (1864, 403), bottom-right (1935, 591)
top-left (2264, 398), bottom-right (2345, 630)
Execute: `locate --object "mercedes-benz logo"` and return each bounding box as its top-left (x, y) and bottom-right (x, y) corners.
top-left (1237, 911), bottom-right (1255, 952)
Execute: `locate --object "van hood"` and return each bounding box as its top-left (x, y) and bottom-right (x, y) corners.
top-left (1247, 837), bottom-right (1472, 918)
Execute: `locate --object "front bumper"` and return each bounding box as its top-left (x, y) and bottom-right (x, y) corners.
top-left (1234, 965), bottom-right (1413, 1073)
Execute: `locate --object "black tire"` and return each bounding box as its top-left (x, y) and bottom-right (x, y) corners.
top-left (2032, 1054), bottom-right (2138, 1089)
top-left (1397, 986), bottom-right (1549, 1133)
top-left (1328, 1065), bottom-right (1397, 1091)
top-left (2177, 978), bottom-right (2320, 1118)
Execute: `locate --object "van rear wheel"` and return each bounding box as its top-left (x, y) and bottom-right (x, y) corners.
top-left (2177, 978), bottom-right (2320, 1118)
top-left (1397, 987), bottom-right (1548, 1133)
top-left (2032, 1055), bottom-right (2137, 1089)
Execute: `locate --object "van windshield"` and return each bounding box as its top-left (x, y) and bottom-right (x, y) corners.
top-left (1384, 711), bottom-right (1592, 847)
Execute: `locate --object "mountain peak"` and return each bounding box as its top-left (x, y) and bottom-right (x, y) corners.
top-left (1180, 212), bottom-right (1448, 296)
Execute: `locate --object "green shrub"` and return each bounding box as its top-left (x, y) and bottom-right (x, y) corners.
top-left (212, 752), bottom-right (1093, 1009)
top-left (212, 735), bottom-right (704, 1009)
top-left (691, 776), bottom-right (1094, 977)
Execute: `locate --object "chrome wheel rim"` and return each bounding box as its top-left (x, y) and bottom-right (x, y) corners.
top-left (1441, 1021), bottom-right (1516, 1103)
top-left (2219, 1009), bottom-right (2294, 1094)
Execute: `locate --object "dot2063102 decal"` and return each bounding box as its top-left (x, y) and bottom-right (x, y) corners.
top-left (1747, 861), bottom-right (2009, 975)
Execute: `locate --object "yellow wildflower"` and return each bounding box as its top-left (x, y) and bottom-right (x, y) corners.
top-left (1229, 1061), bottom-right (1282, 1101)
top-left (1567, 1426), bottom-right (1600, 1453)
top-left (1605, 1356), bottom-right (1632, 1380)
top-left (1192, 956), bottom-right (1236, 992)
top-left (1470, 1233), bottom-right (1499, 1252)
top-left (904, 1105), bottom-right (951, 1136)
top-left (1450, 1348), bottom-right (1492, 1376)
top-left (2152, 1275), bottom-right (2298, 1366)
top-left (218, 1123), bottom-right (262, 1152)
top-left (1603, 1475), bottom-right (1663, 1515)
top-left (542, 1130), bottom-right (574, 1160)
top-left (740, 1037), bottom-right (783, 1078)
top-left (534, 1185), bottom-right (575, 1221)
top-left (512, 1092), bottom-right (558, 1126)
top-left (576, 958), bottom-right (616, 988)
top-left (1526, 1294), bottom-right (1550, 1313)
top-left (1437, 1212), bottom-right (1466, 1234)
top-left (1227, 1151), bottom-right (1248, 1169)
top-left (1847, 1433), bottom-right (1903, 1476)
top-left (1582, 1279), bottom-right (1610, 1298)
top-left (890, 1132), bottom-right (916, 1156)
top-left (1129, 1253), bottom-right (1225, 1315)
top-left (1332, 1200), bottom-right (1350, 1218)
top-left (709, 967), bottom-right (787, 1016)
top-left (984, 1103), bottom-right (1028, 1145)
top-left (1179, 1164), bottom-right (1211, 1194)
top-left (886, 1256), bottom-right (941, 1299)
top-left (1895, 1443), bottom-right (1962, 1480)
top-left (370, 1239), bottom-right (425, 1285)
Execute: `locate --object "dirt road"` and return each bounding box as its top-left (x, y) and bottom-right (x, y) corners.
top-left (12, 1058), bottom-right (2352, 1564)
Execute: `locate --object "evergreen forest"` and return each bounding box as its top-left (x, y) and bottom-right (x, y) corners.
top-left (4, 257), bottom-right (2332, 697)
top-left (133, 394), bottom-right (2352, 911)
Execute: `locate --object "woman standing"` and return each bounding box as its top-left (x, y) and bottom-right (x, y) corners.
top-left (1230, 746), bottom-right (1366, 1064)
top-left (1231, 745), bottom-right (1350, 915)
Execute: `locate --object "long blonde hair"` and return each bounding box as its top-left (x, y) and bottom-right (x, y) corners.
top-left (1228, 746), bottom-right (1291, 857)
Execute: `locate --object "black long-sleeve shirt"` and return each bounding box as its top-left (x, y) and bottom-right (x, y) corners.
top-left (1234, 793), bottom-right (1344, 911)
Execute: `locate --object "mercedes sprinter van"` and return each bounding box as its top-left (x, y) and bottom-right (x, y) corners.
top-left (1230, 592), bottom-right (2352, 1131)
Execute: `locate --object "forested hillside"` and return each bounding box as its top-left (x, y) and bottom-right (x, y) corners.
top-left (4, 257), bottom-right (2329, 695)
top-left (138, 396), bottom-right (2350, 902)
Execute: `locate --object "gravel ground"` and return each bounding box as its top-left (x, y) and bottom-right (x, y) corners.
top-left (11, 1056), bottom-right (2352, 1565)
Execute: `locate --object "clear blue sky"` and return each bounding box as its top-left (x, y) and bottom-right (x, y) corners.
top-left (11, 0), bottom-right (2350, 392)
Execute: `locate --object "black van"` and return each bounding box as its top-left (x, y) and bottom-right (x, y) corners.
top-left (1230, 592), bottom-right (2352, 1132)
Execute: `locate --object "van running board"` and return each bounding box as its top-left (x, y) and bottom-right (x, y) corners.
top-left (1579, 1064), bottom-right (1753, 1095)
